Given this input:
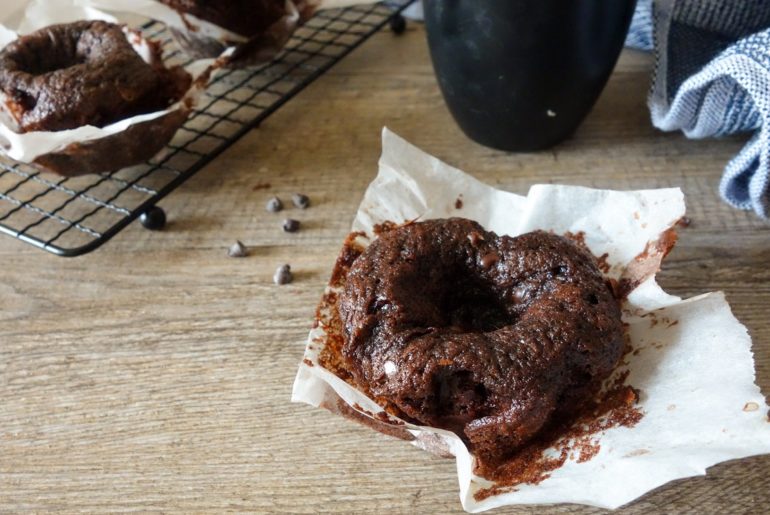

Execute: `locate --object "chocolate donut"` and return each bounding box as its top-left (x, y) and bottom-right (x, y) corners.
top-left (0, 21), bottom-right (193, 176)
top-left (0, 20), bottom-right (191, 132)
top-left (339, 218), bottom-right (624, 469)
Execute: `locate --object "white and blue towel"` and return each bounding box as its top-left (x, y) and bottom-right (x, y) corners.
top-left (628, 0), bottom-right (770, 218)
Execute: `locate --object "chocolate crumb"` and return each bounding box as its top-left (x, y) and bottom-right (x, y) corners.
top-left (252, 182), bottom-right (271, 191)
top-left (274, 264), bottom-right (293, 285)
top-left (373, 221), bottom-right (399, 236)
top-left (455, 196), bottom-right (463, 209)
top-left (677, 216), bottom-right (692, 228)
top-left (292, 193), bottom-right (310, 209)
top-left (283, 218), bottom-right (300, 233)
top-left (266, 196), bottom-right (283, 212)
top-left (227, 240), bottom-right (248, 258)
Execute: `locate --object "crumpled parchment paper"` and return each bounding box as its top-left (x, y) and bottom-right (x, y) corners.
top-left (292, 128), bottom-right (770, 512)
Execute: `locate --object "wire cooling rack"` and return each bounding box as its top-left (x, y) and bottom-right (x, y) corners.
top-left (0, 1), bottom-right (414, 257)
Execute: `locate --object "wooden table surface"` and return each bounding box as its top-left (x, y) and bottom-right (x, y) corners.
top-left (1, 23), bottom-right (769, 514)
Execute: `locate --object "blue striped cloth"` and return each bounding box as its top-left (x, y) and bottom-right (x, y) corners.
top-left (627, 0), bottom-right (770, 218)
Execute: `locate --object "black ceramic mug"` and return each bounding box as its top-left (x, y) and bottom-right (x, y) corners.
top-left (424, 0), bottom-right (637, 151)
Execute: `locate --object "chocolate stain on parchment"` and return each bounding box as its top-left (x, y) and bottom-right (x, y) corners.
top-left (596, 253), bottom-right (611, 274)
top-left (617, 227), bottom-right (678, 298)
top-left (372, 217), bottom-right (422, 237)
top-left (322, 399), bottom-right (414, 442)
top-left (473, 370), bottom-right (643, 501)
top-left (564, 225), bottom-right (680, 300)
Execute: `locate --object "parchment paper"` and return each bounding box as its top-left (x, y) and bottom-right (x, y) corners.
top-left (0, 0), bottom-right (216, 164)
top-left (292, 128), bottom-right (770, 512)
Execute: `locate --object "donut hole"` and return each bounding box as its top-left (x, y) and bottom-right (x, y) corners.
top-left (10, 32), bottom-right (89, 77)
top-left (19, 51), bottom-right (85, 76)
top-left (396, 263), bottom-right (512, 333)
top-left (587, 293), bottom-right (599, 305)
top-left (440, 280), bottom-right (511, 332)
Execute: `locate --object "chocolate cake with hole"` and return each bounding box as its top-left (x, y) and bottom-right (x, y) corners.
top-left (339, 218), bottom-right (624, 470)
top-left (0, 20), bottom-right (192, 176)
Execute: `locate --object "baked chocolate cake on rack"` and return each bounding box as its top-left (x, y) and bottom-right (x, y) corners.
top-left (155, 0), bottom-right (315, 66)
top-left (0, 20), bottom-right (192, 176)
top-left (157, 0), bottom-right (293, 39)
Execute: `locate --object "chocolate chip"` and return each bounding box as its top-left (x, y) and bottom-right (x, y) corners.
top-left (266, 197), bottom-right (283, 212)
top-left (292, 193), bottom-right (310, 209)
top-left (480, 252), bottom-right (499, 269)
top-left (274, 264), bottom-right (293, 285)
top-left (283, 218), bottom-right (300, 233)
top-left (227, 240), bottom-right (248, 258)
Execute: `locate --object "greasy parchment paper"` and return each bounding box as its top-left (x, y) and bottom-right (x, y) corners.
top-left (0, 0), bottom-right (215, 164)
top-left (292, 128), bottom-right (770, 512)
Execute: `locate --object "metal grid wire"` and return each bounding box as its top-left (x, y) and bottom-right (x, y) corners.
top-left (0, 1), bottom-right (414, 257)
